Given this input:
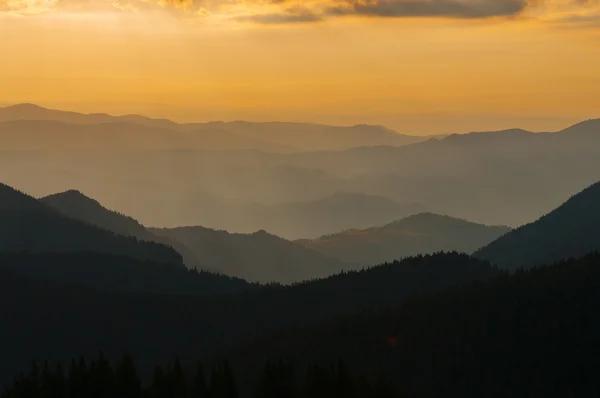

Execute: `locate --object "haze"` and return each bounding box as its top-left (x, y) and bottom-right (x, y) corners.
top-left (2, 0), bottom-right (600, 133)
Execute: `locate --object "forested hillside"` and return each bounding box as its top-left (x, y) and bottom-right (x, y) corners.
top-left (475, 181), bottom-right (600, 270)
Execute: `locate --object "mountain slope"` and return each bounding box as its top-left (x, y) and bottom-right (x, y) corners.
top-left (221, 253), bottom-right (600, 398)
top-left (40, 190), bottom-right (209, 271)
top-left (474, 181), bottom-right (600, 270)
top-left (0, 252), bottom-right (498, 386)
top-left (299, 213), bottom-right (511, 265)
top-left (150, 227), bottom-right (353, 284)
top-left (0, 252), bottom-right (254, 296)
top-left (0, 183), bottom-right (183, 266)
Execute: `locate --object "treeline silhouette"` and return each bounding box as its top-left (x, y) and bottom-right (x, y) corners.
top-left (0, 253), bottom-right (498, 386)
top-left (1, 355), bottom-right (399, 398)
top-left (0, 252), bottom-right (255, 295)
top-left (3, 253), bottom-right (600, 396)
top-left (223, 253), bottom-right (600, 397)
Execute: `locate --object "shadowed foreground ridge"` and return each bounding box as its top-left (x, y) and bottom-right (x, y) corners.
top-left (222, 252), bottom-right (600, 397)
top-left (0, 252), bottom-right (498, 386)
top-left (0, 183), bottom-right (183, 267)
top-left (2, 253), bottom-right (600, 397)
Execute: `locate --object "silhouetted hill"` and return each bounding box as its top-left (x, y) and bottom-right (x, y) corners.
top-left (0, 252), bottom-right (498, 386)
top-left (0, 183), bottom-right (183, 266)
top-left (41, 190), bottom-right (153, 239)
top-left (299, 213), bottom-right (510, 265)
top-left (0, 252), bottom-right (254, 296)
top-left (244, 193), bottom-right (428, 239)
top-left (221, 253), bottom-right (600, 397)
top-left (40, 190), bottom-right (208, 270)
top-left (474, 181), bottom-right (600, 270)
top-left (150, 226), bottom-right (353, 283)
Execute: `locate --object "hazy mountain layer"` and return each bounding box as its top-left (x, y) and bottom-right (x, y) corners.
top-left (299, 213), bottom-right (511, 265)
top-left (0, 104), bottom-right (428, 152)
top-left (0, 106), bottom-right (598, 230)
top-left (150, 226), bottom-right (354, 284)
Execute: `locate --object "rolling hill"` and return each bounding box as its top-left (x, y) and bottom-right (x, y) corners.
top-left (0, 183), bottom-right (183, 266)
top-left (474, 181), bottom-right (600, 270)
top-left (299, 213), bottom-right (511, 265)
top-left (150, 226), bottom-right (353, 284)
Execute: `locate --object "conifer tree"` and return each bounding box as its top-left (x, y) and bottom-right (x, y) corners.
top-left (191, 360), bottom-right (208, 398)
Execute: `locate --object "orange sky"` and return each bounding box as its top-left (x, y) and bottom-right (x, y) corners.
top-left (1, 0), bottom-right (600, 134)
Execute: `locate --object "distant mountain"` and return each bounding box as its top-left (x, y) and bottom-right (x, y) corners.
top-left (150, 226), bottom-right (353, 284)
top-left (192, 121), bottom-right (427, 151)
top-left (40, 190), bottom-right (208, 271)
top-left (242, 193), bottom-right (428, 239)
top-left (0, 104), bottom-right (430, 152)
top-left (474, 181), bottom-right (600, 270)
top-left (299, 213), bottom-right (511, 265)
top-left (554, 118), bottom-right (600, 139)
top-left (0, 183), bottom-right (183, 266)
top-left (0, 120), bottom-right (285, 152)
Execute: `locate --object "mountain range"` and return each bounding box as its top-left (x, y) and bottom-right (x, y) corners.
top-left (39, 187), bottom-right (509, 283)
top-left (0, 104), bottom-right (430, 152)
top-left (1, 106), bottom-right (598, 231)
top-left (2, 178), bottom-right (600, 395)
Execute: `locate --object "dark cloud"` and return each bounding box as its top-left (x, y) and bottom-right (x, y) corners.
top-left (553, 12), bottom-right (600, 26)
top-left (236, 10), bottom-right (323, 24)
top-left (326, 0), bottom-right (527, 19)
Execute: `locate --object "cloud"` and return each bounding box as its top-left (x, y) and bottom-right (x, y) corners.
top-left (2, 0), bottom-right (600, 25)
top-left (326, 0), bottom-right (527, 19)
top-left (0, 0), bottom-right (201, 14)
top-left (236, 10), bottom-right (323, 23)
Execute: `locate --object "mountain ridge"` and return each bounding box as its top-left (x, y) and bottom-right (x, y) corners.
top-left (40, 189), bottom-right (211, 271)
top-left (299, 212), bottom-right (511, 265)
top-left (0, 182), bottom-right (184, 267)
top-left (474, 180), bottom-right (600, 270)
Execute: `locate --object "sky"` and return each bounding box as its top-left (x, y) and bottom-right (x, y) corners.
top-left (1, 0), bottom-right (600, 134)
